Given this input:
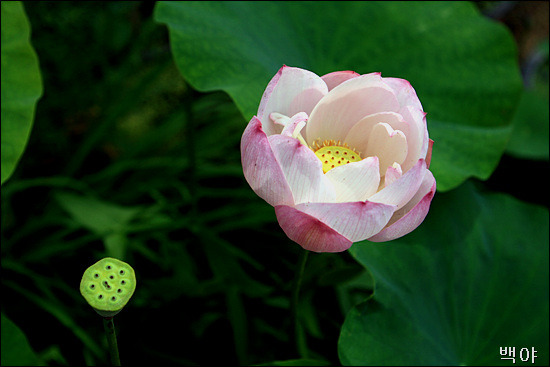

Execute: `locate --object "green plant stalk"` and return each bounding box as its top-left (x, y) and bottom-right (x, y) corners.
top-left (103, 317), bottom-right (121, 366)
top-left (290, 249), bottom-right (309, 357)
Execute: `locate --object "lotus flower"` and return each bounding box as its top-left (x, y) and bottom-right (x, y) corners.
top-left (241, 66), bottom-right (436, 252)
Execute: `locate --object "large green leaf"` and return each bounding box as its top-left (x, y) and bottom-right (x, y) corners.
top-left (154, 1), bottom-right (522, 191)
top-left (338, 182), bottom-right (549, 365)
top-left (1, 1), bottom-right (43, 185)
top-left (506, 88), bottom-right (549, 161)
top-left (1, 313), bottom-right (43, 366)
top-left (506, 39), bottom-right (549, 160)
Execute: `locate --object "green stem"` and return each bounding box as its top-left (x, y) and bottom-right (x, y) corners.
top-left (290, 249), bottom-right (309, 357)
top-left (103, 317), bottom-right (121, 366)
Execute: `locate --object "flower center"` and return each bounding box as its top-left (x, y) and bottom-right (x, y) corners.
top-left (312, 139), bottom-right (361, 173)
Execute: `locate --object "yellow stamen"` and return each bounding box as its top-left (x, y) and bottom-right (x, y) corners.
top-left (311, 139), bottom-right (362, 173)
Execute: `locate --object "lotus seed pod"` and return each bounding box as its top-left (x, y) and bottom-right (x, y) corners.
top-left (80, 257), bottom-right (136, 318)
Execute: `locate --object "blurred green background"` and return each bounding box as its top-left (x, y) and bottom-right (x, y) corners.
top-left (1, 1), bottom-right (548, 366)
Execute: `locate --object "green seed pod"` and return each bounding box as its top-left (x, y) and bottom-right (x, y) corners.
top-left (80, 257), bottom-right (136, 318)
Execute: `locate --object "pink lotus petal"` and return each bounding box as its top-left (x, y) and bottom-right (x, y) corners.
top-left (241, 116), bottom-right (294, 207)
top-left (426, 139), bottom-right (434, 168)
top-left (363, 122), bottom-right (408, 175)
top-left (382, 77), bottom-right (424, 111)
top-left (275, 205), bottom-right (353, 252)
top-left (398, 105), bottom-right (429, 173)
top-left (325, 156), bottom-right (380, 202)
top-left (257, 67), bottom-right (283, 124)
top-left (293, 200), bottom-right (396, 242)
top-left (384, 163), bottom-right (403, 187)
top-left (343, 111), bottom-right (409, 156)
top-left (306, 73), bottom-right (400, 144)
top-left (258, 66), bottom-right (328, 137)
top-left (369, 159), bottom-right (426, 209)
top-left (368, 169), bottom-right (436, 242)
top-left (321, 70), bottom-right (360, 91)
top-left (268, 134), bottom-right (336, 205)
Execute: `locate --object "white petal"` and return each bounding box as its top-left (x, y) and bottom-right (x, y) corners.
top-left (325, 156), bottom-right (380, 202)
top-left (343, 111), bottom-right (409, 156)
top-left (270, 112), bottom-right (291, 127)
top-left (398, 105), bottom-right (428, 173)
top-left (268, 134), bottom-right (336, 205)
top-left (306, 73), bottom-right (400, 144)
top-left (368, 169), bottom-right (436, 242)
top-left (382, 77), bottom-right (424, 111)
top-left (259, 66), bottom-right (328, 137)
top-left (384, 162), bottom-right (403, 186)
top-left (364, 122), bottom-right (408, 175)
top-left (278, 112), bottom-right (308, 138)
top-left (368, 159), bottom-right (426, 209)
